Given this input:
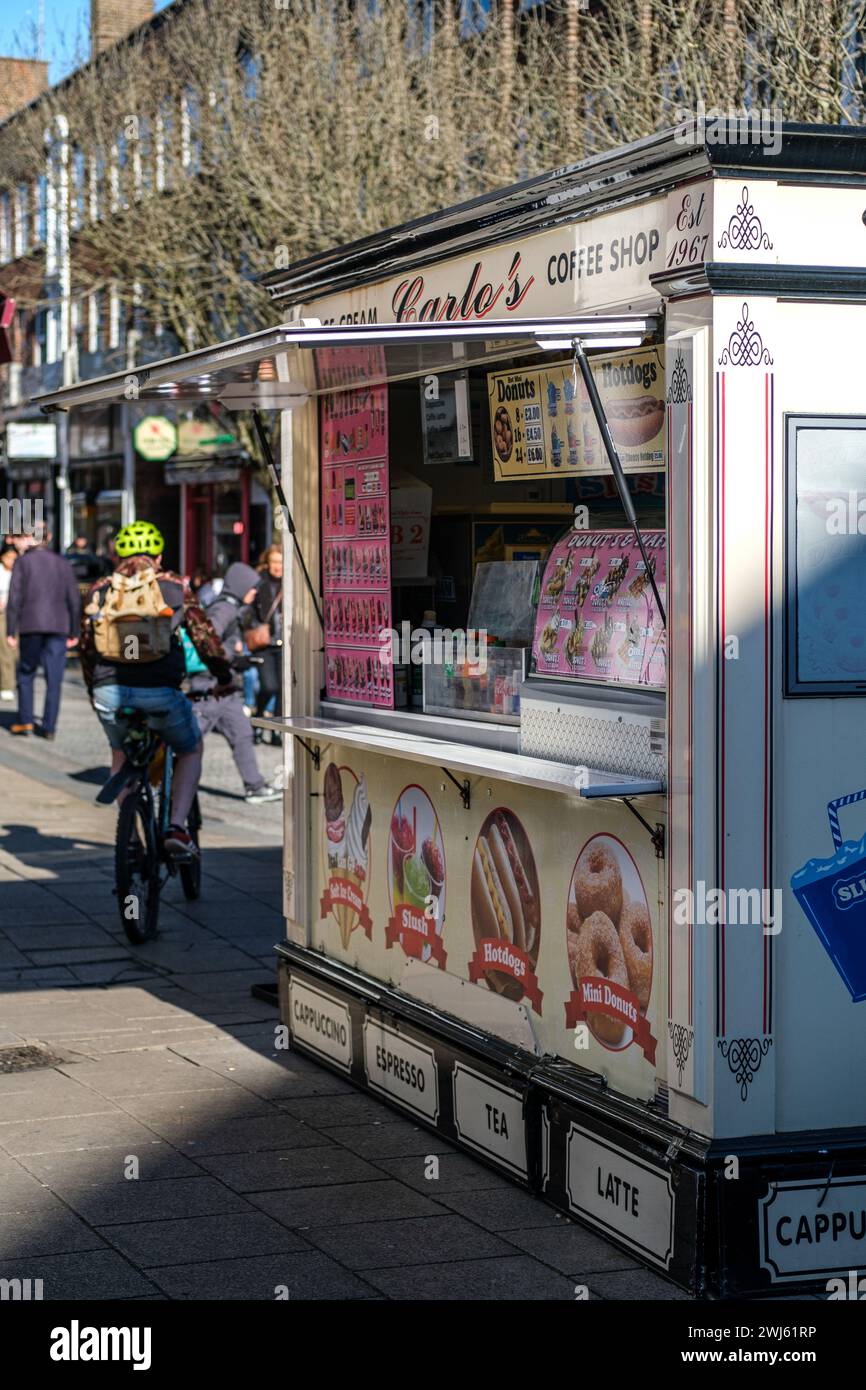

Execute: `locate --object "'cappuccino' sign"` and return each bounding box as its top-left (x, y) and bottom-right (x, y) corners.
top-left (289, 979), bottom-right (353, 1071)
top-left (760, 1176), bottom-right (866, 1282)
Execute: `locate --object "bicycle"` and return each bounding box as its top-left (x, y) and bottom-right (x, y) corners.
top-left (97, 707), bottom-right (202, 944)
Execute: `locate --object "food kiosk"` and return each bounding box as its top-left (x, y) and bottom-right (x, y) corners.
top-left (34, 123), bottom-right (866, 1296)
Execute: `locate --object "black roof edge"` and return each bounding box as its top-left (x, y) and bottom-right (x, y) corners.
top-left (263, 121), bottom-right (866, 306)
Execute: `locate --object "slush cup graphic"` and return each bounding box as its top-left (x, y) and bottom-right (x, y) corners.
top-left (790, 789), bottom-right (866, 1001)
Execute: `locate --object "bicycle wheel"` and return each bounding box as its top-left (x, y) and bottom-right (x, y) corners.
top-left (116, 785), bottom-right (161, 943)
top-left (179, 796), bottom-right (202, 901)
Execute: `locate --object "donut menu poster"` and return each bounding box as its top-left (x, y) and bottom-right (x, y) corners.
top-left (488, 347), bottom-right (665, 481)
top-left (319, 346), bottom-right (393, 707)
top-left (533, 528), bottom-right (666, 688)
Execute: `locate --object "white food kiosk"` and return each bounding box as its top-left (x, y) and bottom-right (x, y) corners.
top-left (35, 122), bottom-right (866, 1296)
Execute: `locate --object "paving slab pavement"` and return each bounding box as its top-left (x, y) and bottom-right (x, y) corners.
top-left (0, 673), bottom-right (703, 1301)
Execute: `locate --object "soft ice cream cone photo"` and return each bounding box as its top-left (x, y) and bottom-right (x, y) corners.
top-left (321, 766), bottom-right (372, 949)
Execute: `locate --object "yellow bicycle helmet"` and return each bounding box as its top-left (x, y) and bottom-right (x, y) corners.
top-left (115, 520), bottom-right (165, 558)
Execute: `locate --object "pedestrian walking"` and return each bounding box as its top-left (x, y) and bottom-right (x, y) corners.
top-left (0, 545), bottom-right (17, 700)
top-left (186, 561), bottom-right (280, 803)
top-left (5, 531), bottom-right (81, 738)
top-left (250, 544), bottom-right (283, 741)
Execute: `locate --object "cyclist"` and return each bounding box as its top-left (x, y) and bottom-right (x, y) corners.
top-left (80, 520), bottom-right (232, 858)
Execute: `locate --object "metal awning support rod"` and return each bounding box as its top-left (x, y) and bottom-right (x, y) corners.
top-left (620, 797), bottom-right (666, 859)
top-left (441, 767), bottom-right (471, 810)
top-left (572, 340), bottom-right (666, 627)
top-left (251, 410), bottom-right (324, 631)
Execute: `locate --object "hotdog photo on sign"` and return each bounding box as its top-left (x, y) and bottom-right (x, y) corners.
top-left (469, 808), bottom-right (543, 1010)
top-left (582, 347), bottom-right (665, 471)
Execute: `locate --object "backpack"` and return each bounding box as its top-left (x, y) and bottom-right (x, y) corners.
top-left (85, 567), bottom-right (175, 663)
top-left (179, 625), bottom-right (210, 677)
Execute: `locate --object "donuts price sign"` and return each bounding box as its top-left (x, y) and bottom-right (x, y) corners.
top-left (488, 347), bottom-right (665, 482)
top-left (565, 835), bottom-right (657, 1061)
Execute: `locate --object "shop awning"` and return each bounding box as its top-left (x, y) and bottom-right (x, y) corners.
top-left (29, 314), bottom-right (661, 413)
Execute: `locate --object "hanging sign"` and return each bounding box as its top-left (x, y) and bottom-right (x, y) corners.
top-left (489, 348), bottom-right (665, 481)
top-left (133, 415), bottom-right (177, 461)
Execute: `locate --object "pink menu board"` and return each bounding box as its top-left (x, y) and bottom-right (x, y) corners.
top-left (319, 347), bottom-right (393, 707)
top-left (532, 529), bottom-right (666, 688)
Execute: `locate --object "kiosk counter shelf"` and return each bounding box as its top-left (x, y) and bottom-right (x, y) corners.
top-left (31, 121), bottom-right (866, 1299)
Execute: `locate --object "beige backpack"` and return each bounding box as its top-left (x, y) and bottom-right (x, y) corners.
top-left (86, 567), bottom-right (175, 663)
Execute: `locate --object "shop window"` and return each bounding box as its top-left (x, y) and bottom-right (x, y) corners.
top-left (786, 415), bottom-right (866, 696)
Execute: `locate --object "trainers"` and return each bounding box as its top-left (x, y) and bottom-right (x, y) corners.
top-left (10, 723), bottom-right (33, 736)
top-left (163, 824), bottom-right (196, 858)
top-left (245, 785), bottom-right (282, 804)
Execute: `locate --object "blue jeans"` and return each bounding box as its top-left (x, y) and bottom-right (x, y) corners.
top-left (17, 632), bottom-right (68, 734)
top-left (92, 685), bottom-right (202, 755)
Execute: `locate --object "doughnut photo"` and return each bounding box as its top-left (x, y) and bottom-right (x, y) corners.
top-left (493, 405), bottom-right (514, 464)
top-left (470, 807), bottom-right (542, 1007)
top-left (565, 833), bottom-right (653, 1051)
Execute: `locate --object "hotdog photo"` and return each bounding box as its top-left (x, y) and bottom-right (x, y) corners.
top-left (469, 808), bottom-right (543, 1011)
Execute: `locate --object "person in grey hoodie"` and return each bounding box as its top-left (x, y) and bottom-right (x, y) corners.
top-left (185, 562), bottom-right (280, 804)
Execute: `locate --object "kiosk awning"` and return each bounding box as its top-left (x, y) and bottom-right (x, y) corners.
top-left (29, 314), bottom-right (661, 413)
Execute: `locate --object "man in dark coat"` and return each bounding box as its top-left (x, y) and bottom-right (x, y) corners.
top-left (5, 533), bottom-right (81, 738)
top-left (186, 562), bottom-right (280, 804)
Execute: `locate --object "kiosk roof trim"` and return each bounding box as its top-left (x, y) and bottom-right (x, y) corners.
top-left (262, 123), bottom-right (866, 307)
top-left (30, 314), bottom-right (661, 413)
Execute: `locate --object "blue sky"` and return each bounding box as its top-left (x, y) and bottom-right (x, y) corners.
top-left (0, 0), bottom-right (172, 83)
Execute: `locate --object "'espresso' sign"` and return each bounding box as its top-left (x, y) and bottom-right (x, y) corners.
top-left (363, 1019), bottom-right (439, 1122)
